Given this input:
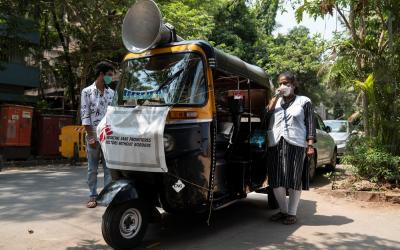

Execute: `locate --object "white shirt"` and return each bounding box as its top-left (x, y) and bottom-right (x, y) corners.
top-left (267, 95), bottom-right (311, 148)
top-left (81, 82), bottom-right (114, 129)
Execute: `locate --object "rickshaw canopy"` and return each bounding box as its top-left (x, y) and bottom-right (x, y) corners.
top-left (158, 40), bottom-right (269, 88)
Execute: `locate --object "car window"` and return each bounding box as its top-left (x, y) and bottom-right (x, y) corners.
top-left (324, 120), bottom-right (347, 132)
top-left (316, 115), bottom-right (326, 131)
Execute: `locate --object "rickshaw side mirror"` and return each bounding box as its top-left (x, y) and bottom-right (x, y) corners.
top-left (228, 96), bottom-right (244, 114)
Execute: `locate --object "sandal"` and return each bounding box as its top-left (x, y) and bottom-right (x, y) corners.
top-left (270, 212), bottom-right (287, 221)
top-left (86, 197), bottom-right (97, 208)
top-left (283, 215), bottom-right (297, 225)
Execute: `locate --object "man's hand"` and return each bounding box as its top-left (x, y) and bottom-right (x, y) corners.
top-left (87, 135), bottom-right (97, 149)
top-left (84, 125), bottom-right (97, 149)
top-left (88, 141), bottom-right (97, 149)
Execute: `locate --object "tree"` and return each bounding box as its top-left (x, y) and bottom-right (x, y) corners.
top-left (258, 26), bottom-right (326, 105)
top-left (43, 0), bottom-right (131, 110)
top-left (40, 0), bottom-right (223, 110)
top-left (1, 0), bottom-right (132, 110)
top-left (253, 0), bottom-right (279, 36)
top-left (158, 0), bottom-right (222, 40)
top-left (296, 0), bottom-right (400, 154)
top-left (0, 1), bottom-right (40, 69)
top-left (208, 0), bottom-right (258, 63)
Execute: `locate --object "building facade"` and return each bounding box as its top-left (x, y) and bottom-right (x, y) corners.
top-left (0, 17), bottom-right (40, 104)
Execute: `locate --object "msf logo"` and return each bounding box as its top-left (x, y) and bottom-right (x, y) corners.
top-left (99, 123), bottom-right (113, 142)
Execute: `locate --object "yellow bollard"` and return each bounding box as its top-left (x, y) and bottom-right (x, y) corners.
top-left (59, 125), bottom-right (87, 159)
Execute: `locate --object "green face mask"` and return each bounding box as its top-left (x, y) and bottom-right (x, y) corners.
top-left (104, 75), bottom-right (113, 85)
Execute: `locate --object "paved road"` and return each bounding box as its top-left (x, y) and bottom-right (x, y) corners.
top-left (0, 165), bottom-right (399, 250)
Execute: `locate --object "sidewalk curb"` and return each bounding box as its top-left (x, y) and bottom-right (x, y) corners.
top-left (316, 189), bottom-right (400, 204)
top-left (2, 159), bottom-right (77, 168)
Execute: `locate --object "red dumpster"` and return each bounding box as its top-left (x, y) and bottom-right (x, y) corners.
top-left (36, 114), bottom-right (74, 156)
top-left (0, 104), bottom-right (34, 159)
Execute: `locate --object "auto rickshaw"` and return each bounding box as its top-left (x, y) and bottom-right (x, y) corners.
top-left (97, 0), bottom-right (276, 248)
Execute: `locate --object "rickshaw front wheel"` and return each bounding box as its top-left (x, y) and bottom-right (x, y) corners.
top-left (102, 200), bottom-right (149, 249)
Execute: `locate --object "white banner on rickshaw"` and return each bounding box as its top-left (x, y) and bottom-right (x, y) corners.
top-left (97, 106), bottom-right (169, 172)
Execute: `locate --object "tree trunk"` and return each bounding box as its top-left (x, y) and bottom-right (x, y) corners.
top-left (50, 2), bottom-right (77, 111)
top-left (361, 91), bottom-right (369, 136)
top-left (76, 61), bottom-right (91, 125)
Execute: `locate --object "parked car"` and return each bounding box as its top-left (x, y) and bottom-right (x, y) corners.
top-left (308, 114), bottom-right (337, 181)
top-left (323, 120), bottom-right (352, 159)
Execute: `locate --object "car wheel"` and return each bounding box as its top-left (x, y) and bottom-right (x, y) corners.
top-left (102, 200), bottom-right (149, 249)
top-left (309, 155), bottom-right (317, 182)
top-left (326, 148), bottom-right (337, 171)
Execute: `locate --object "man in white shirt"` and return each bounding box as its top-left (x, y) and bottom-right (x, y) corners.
top-left (81, 61), bottom-right (115, 208)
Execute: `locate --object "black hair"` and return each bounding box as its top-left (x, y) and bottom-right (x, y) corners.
top-left (278, 71), bottom-right (295, 83)
top-left (95, 61), bottom-right (114, 77)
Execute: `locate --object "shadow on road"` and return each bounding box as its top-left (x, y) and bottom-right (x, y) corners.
top-left (0, 166), bottom-right (99, 222)
top-left (120, 196), bottom-right (356, 250)
top-left (2, 166), bottom-right (399, 250)
top-left (66, 239), bottom-right (110, 250)
top-left (135, 196), bottom-right (398, 250)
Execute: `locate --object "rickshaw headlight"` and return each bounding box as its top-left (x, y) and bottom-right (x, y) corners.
top-left (163, 134), bottom-right (175, 152)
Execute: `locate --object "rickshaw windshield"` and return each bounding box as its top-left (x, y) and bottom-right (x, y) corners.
top-left (114, 52), bottom-right (207, 106)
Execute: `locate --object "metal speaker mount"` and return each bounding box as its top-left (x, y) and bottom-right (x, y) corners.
top-left (122, 0), bottom-right (181, 53)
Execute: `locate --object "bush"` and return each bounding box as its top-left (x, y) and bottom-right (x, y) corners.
top-left (342, 136), bottom-right (400, 184)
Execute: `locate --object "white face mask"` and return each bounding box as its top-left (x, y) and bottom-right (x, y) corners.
top-left (279, 85), bottom-right (292, 97)
top-left (283, 85), bottom-right (292, 96)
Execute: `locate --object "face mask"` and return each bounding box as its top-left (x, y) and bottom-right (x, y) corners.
top-left (103, 75), bottom-right (113, 85)
top-left (282, 85), bottom-right (293, 97)
top-left (278, 85), bottom-right (292, 97)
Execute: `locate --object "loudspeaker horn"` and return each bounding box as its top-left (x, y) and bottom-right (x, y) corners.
top-left (122, 0), bottom-right (181, 53)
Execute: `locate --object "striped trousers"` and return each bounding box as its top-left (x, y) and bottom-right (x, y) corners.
top-left (267, 137), bottom-right (309, 191)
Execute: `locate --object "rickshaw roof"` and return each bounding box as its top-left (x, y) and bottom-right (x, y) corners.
top-left (158, 40), bottom-right (269, 88)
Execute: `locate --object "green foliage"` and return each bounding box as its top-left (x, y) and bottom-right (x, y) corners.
top-left (0, 0), bottom-right (134, 110)
top-left (208, 0), bottom-right (258, 63)
top-left (259, 26), bottom-right (326, 104)
top-left (253, 0), bottom-right (279, 35)
top-left (159, 0), bottom-right (220, 40)
top-left (36, 99), bottom-right (49, 110)
top-left (343, 136), bottom-right (400, 184)
top-left (354, 73), bottom-right (375, 105)
top-left (0, 1), bottom-right (40, 67)
top-left (297, 0), bottom-right (400, 154)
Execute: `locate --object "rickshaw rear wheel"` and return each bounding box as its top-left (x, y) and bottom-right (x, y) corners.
top-left (102, 200), bottom-right (149, 249)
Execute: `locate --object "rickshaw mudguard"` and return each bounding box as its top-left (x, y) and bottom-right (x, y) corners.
top-left (96, 179), bottom-right (139, 206)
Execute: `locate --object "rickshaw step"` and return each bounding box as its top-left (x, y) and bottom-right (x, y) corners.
top-left (213, 193), bottom-right (246, 210)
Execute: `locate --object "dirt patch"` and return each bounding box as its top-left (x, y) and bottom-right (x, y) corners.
top-left (319, 165), bottom-right (400, 205)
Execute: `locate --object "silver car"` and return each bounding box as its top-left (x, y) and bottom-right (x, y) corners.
top-left (323, 120), bottom-right (351, 157)
top-left (308, 114), bottom-right (337, 181)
